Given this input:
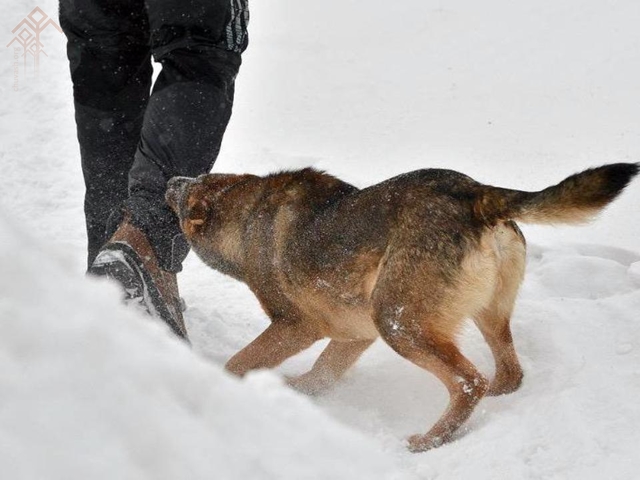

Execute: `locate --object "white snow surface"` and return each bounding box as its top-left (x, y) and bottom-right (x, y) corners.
top-left (1, 0), bottom-right (639, 479)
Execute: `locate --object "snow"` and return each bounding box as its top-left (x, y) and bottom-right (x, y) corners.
top-left (1, 0), bottom-right (639, 479)
top-left (0, 211), bottom-right (404, 480)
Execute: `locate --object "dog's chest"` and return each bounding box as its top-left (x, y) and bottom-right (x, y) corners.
top-left (296, 286), bottom-right (380, 341)
top-left (273, 263), bottom-right (380, 341)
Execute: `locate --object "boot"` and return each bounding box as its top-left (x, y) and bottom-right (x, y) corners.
top-left (88, 216), bottom-right (189, 341)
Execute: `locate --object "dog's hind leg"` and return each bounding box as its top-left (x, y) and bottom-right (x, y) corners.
top-left (372, 286), bottom-right (489, 451)
top-left (473, 222), bottom-right (526, 396)
top-left (225, 321), bottom-right (319, 377)
top-left (287, 339), bottom-right (375, 395)
top-left (369, 236), bottom-right (513, 451)
top-left (376, 312), bottom-right (488, 452)
top-left (474, 309), bottom-right (523, 396)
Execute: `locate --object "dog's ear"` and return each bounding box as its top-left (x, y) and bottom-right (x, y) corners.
top-left (183, 196), bottom-right (211, 235)
top-left (181, 174), bottom-right (257, 236)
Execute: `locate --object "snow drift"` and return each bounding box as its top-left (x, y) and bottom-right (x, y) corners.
top-left (0, 211), bottom-right (406, 480)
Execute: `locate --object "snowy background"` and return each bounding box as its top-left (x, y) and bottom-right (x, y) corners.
top-left (1, 1), bottom-right (639, 478)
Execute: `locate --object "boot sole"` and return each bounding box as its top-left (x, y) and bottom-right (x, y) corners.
top-left (89, 242), bottom-right (187, 340)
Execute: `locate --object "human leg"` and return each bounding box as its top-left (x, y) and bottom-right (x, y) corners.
top-left (59, 0), bottom-right (152, 268)
top-left (117, 0), bottom-right (249, 273)
top-left (61, 0), bottom-right (249, 338)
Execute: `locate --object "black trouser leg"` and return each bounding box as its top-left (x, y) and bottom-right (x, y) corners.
top-left (124, 0), bottom-right (247, 272)
top-left (60, 0), bottom-right (248, 272)
top-left (60, 0), bottom-right (152, 268)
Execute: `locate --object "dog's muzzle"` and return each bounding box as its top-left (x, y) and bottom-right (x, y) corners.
top-left (166, 176), bottom-right (195, 210)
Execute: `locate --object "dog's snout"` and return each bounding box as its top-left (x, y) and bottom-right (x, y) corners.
top-left (166, 176), bottom-right (195, 210)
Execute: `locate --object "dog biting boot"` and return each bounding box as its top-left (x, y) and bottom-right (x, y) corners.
top-left (88, 216), bottom-right (189, 341)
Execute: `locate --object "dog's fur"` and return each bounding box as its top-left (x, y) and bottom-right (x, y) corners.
top-left (166, 163), bottom-right (638, 452)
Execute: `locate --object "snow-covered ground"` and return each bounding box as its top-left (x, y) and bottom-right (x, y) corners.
top-left (1, 1), bottom-right (639, 478)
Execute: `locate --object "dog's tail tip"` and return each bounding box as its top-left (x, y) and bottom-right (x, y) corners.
top-left (475, 162), bottom-right (639, 226)
top-left (579, 162), bottom-right (640, 205)
top-left (602, 161), bottom-right (640, 187)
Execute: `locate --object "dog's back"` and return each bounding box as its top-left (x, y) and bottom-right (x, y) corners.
top-left (287, 164), bottom-right (638, 306)
top-left (271, 164), bottom-right (638, 450)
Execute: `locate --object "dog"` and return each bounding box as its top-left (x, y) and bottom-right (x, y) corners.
top-left (166, 163), bottom-right (638, 452)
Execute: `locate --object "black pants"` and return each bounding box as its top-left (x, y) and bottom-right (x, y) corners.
top-left (60, 0), bottom-right (248, 272)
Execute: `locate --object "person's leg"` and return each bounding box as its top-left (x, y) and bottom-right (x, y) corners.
top-left (61, 0), bottom-right (248, 339)
top-left (109, 0), bottom-right (249, 273)
top-left (59, 0), bottom-right (152, 268)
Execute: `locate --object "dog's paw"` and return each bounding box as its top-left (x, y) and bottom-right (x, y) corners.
top-left (286, 373), bottom-right (332, 396)
top-left (486, 370), bottom-right (523, 396)
top-left (406, 433), bottom-right (445, 453)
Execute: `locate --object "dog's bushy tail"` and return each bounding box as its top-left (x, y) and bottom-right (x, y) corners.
top-left (474, 163), bottom-right (639, 225)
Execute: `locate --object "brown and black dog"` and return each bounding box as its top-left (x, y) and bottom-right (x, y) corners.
top-left (166, 163), bottom-right (638, 452)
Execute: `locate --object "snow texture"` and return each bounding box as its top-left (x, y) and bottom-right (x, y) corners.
top-left (1, 1), bottom-right (639, 479)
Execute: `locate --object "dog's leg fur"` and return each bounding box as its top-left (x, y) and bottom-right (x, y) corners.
top-left (288, 339), bottom-right (375, 395)
top-left (474, 222), bottom-right (526, 396)
top-left (475, 312), bottom-right (523, 396)
top-left (225, 321), bottom-right (319, 376)
top-left (406, 342), bottom-right (488, 452)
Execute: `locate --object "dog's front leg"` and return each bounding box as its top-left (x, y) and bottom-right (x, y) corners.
top-left (225, 321), bottom-right (319, 377)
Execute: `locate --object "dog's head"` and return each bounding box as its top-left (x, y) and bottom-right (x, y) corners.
top-left (166, 173), bottom-right (258, 240)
